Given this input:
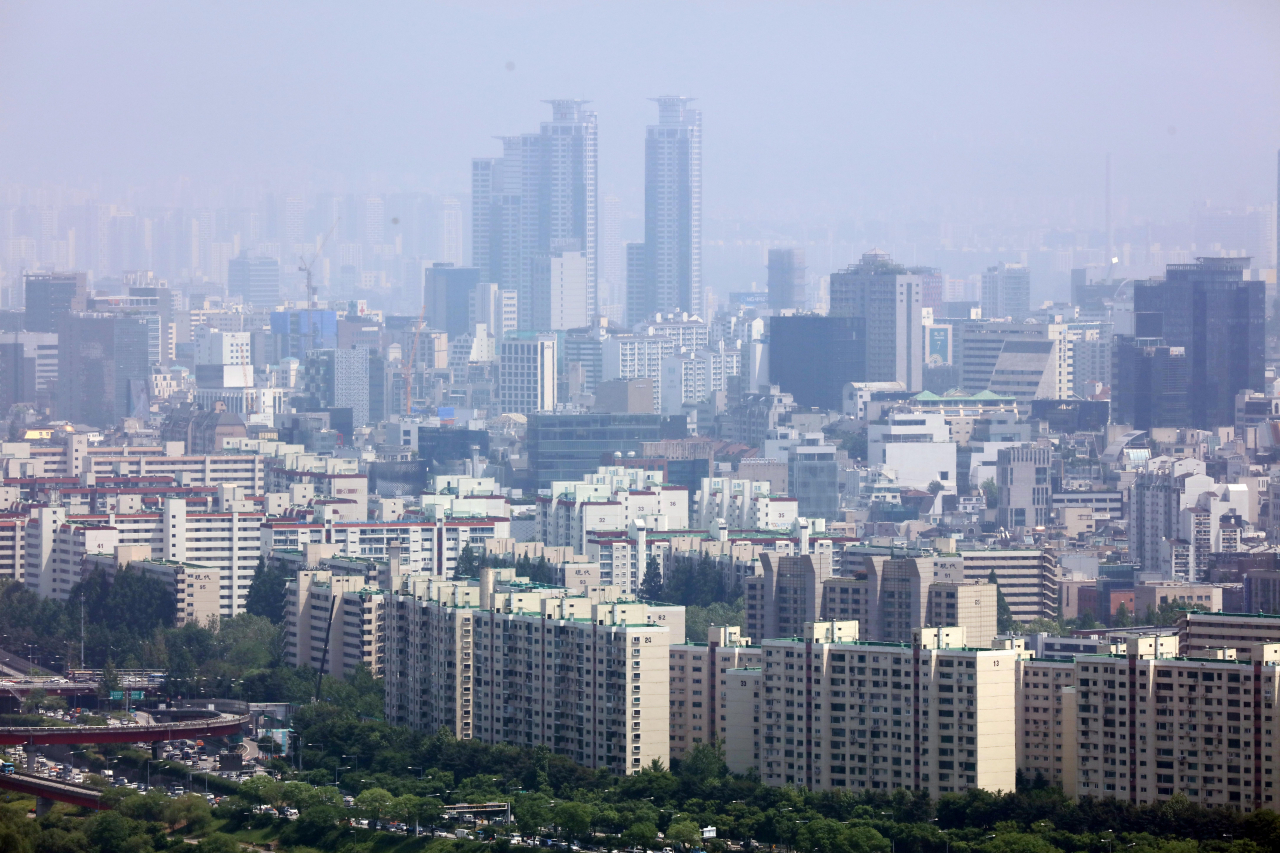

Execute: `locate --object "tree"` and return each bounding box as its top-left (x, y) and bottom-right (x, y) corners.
top-left (640, 555), bottom-right (664, 601)
top-left (989, 569), bottom-right (1017, 633)
top-left (515, 796), bottom-right (551, 836)
top-left (238, 775), bottom-right (282, 806)
top-left (1112, 602), bottom-right (1133, 628)
top-left (665, 820), bottom-right (701, 850)
top-left (927, 480), bottom-right (945, 496)
top-left (196, 833), bottom-right (243, 853)
top-left (454, 545), bottom-right (479, 578)
top-left (1022, 617), bottom-right (1061, 635)
top-left (244, 558), bottom-right (287, 624)
top-left (355, 787), bottom-right (394, 823)
top-left (161, 794), bottom-right (213, 832)
top-left (623, 821), bottom-right (659, 850)
top-left (553, 801), bottom-right (594, 842)
top-left (981, 478), bottom-right (998, 509)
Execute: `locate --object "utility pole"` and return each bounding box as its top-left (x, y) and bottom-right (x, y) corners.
top-left (79, 593), bottom-right (85, 670)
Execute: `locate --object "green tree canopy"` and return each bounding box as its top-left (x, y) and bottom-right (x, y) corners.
top-left (244, 557), bottom-right (288, 624)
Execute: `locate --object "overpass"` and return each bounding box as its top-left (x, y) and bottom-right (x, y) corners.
top-left (0, 770), bottom-right (104, 814)
top-left (0, 712), bottom-right (249, 776)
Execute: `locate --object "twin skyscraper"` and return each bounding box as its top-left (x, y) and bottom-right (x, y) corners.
top-left (471, 98), bottom-right (701, 331)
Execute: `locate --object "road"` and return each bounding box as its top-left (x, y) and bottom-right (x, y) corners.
top-left (0, 713), bottom-right (248, 745)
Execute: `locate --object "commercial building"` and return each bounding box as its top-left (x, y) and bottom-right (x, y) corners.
top-left (828, 251), bottom-right (923, 392)
top-left (227, 255), bottom-right (281, 308)
top-left (960, 550), bottom-right (1059, 622)
top-left (768, 316), bottom-right (866, 412)
top-left (867, 413), bottom-right (956, 495)
top-left (1112, 339), bottom-right (1190, 430)
top-left (526, 413), bottom-right (682, 490)
top-left (23, 271), bottom-right (87, 333)
top-left (0, 332), bottom-right (58, 413)
top-left (789, 433), bottom-right (840, 520)
top-left (498, 336), bottom-right (557, 415)
top-left (1133, 259), bottom-right (1265, 429)
top-left (1178, 612), bottom-right (1280, 658)
top-left (981, 263), bottom-right (1032, 322)
top-left (532, 250), bottom-right (589, 331)
top-left (996, 445), bottom-right (1053, 530)
top-left (56, 313), bottom-right (152, 426)
top-left (767, 249), bottom-right (806, 312)
top-left (423, 263), bottom-right (480, 338)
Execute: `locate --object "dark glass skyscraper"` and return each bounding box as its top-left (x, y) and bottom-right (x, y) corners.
top-left (56, 313), bottom-right (151, 426)
top-left (23, 271), bottom-right (87, 333)
top-left (767, 248), bottom-right (806, 312)
top-left (1132, 257), bottom-right (1264, 428)
top-left (768, 315), bottom-right (866, 411)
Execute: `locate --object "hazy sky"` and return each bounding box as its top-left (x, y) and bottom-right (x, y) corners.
top-left (0, 1), bottom-right (1277, 226)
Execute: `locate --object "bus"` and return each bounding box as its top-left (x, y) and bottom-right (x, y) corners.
top-left (1, 762), bottom-right (15, 775)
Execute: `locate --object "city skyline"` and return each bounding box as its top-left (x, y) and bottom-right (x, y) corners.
top-left (0, 3), bottom-right (1275, 223)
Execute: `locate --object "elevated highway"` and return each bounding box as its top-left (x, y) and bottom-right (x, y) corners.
top-left (0, 770), bottom-right (104, 813)
top-left (0, 713), bottom-right (248, 747)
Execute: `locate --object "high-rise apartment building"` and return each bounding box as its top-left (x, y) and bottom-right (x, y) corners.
top-left (720, 623), bottom-right (1018, 794)
top-left (767, 249), bottom-right (806, 311)
top-left (1133, 259), bottom-right (1265, 429)
top-left (228, 255), bottom-right (281, 308)
top-left (23, 271), bottom-right (87, 333)
top-left (642, 97), bottom-right (702, 317)
top-left (828, 251), bottom-right (923, 392)
top-left (383, 569), bottom-right (675, 775)
top-left (285, 571), bottom-right (385, 678)
top-left (980, 263), bottom-right (1032, 321)
top-left (472, 101), bottom-right (598, 328)
top-left (747, 551), bottom-right (835, 641)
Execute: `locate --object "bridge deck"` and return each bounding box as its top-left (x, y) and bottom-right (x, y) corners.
top-left (0, 771), bottom-right (104, 810)
top-left (0, 713), bottom-right (249, 745)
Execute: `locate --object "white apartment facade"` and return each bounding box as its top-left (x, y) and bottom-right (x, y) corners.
top-left (720, 623), bottom-right (1018, 795)
top-left (383, 569), bottom-right (676, 775)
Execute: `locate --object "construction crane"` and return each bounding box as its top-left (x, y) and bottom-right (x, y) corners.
top-left (299, 219), bottom-right (340, 310)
